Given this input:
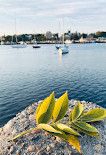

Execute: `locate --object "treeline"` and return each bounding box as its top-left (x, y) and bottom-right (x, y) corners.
top-left (65, 31), bottom-right (106, 40)
top-left (1, 31), bottom-right (106, 42)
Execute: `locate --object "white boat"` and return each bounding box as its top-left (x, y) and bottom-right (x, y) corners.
top-left (59, 19), bottom-right (69, 54)
top-left (1, 41), bottom-right (4, 45)
top-left (11, 16), bottom-right (27, 48)
top-left (11, 43), bottom-right (27, 48)
top-left (55, 22), bottom-right (62, 50)
top-left (59, 44), bottom-right (69, 54)
top-left (33, 41), bottom-right (41, 48)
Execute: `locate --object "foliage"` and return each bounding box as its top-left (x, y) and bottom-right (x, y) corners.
top-left (12, 92), bottom-right (106, 154)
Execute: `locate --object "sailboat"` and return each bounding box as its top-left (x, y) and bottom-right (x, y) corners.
top-left (32, 34), bottom-right (41, 48)
top-left (55, 22), bottom-right (62, 50)
top-left (59, 19), bottom-right (69, 54)
top-left (11, 17), bottom-right (27, 48)
top-left (11, 41), bottom-right (27, 48)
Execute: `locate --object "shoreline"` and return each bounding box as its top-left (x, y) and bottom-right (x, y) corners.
top-left (0, 99), bottom-right (106, 155)
top-left (0, 42), bottom-right (106, 45)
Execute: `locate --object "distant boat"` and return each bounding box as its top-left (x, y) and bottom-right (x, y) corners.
top-left (59, 19), bottom-right (69, 54)
top-left (91, 40), bottom-right (96, 43)
top-left (1, 41), bottom-right (4, 45)
top-left (55, 45), bottom-right (62, 49)
top-left (11, 42), bottom-right (27, 48)
top-left (11, 16), bottom-right (27, 48)
top-left (59, 44), bottom-right (69, 54)
top-left (33, 41), bottom-right (41, 48)
top-left (55, 22), bottom-right (62, 50)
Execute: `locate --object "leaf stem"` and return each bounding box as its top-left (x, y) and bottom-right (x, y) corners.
top-left (12, 127), bottom-right (38, 141)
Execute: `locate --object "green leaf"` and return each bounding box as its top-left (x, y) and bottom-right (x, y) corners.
top-left (47, 131), bottom-right (81, 153)
top-left (71, 123), bottom-right (100, 139)
top-left (53, 91), bottom-right (69, 123)
top-left (81, 109), bottom-right (106, 122)
top-left (53, 123), bottom-right (81, 136)
top-left (74, 121), bottom-right (99, 133)
top-left (71, 101), bottom-right (84, 121)
top-left (38, 124), bottom-right (62, 134)
top-left (36, 92), bottom-right (55, 124)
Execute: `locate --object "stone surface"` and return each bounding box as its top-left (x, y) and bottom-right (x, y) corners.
top-left (9, 146), bottom-right (14, 154)
top-left (0, 99), bottom-right (105, 155)
top-left (26, 145), bottom-right (36, 153)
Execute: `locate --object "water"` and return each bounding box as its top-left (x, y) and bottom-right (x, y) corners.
top-left (0, 44), bottom-right (106, 127)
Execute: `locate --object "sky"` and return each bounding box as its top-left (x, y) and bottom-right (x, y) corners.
top-left (0, 0), bottom-right (106, 35)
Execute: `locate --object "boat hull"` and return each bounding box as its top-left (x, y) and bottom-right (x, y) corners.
top-left (33, 45), bottom-right (41, 48)
top-left (11, 45), bottom-right (27, 48)
top-left (59, 46), bottom-right (69, 54)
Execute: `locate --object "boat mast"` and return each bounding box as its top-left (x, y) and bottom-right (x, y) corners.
top-left (63, 18), bottom-right (64, 45)
top-left (15, 15), bottom-right (18, 43)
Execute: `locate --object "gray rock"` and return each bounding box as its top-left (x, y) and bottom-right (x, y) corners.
top-left (9, 146), bottom-right (14, 154)
top-left (26, 145), bottom-right (36, 153)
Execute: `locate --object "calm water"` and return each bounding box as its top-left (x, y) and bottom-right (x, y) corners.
top-left (0, 44), bottom-right (106, 127)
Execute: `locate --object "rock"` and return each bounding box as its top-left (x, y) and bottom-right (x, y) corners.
top-left (47, 146), bottom-right (51, 152)
top-left (9, 146), bottom-right (14, 154)
top-left (31, 129), bottom-right (41, 134)
top-left (56, 136), bottom-right (63, 142)
top-left (29, 115), bottom-right (36, 120)
top-left (18, 114), bottom-right (24, 119)
top-left (0, 128), bottom-right (3, 133)
top-left (26, 145), bottom-right (36, 153)
top-left (94, 144), bottom-right (101, 151)
top-left (21, 110), bottom-right (27, 116)
top-left (16, 150), bottom-right (20, 155)
top-left (0, 140), bottom-right (2, 147)
top-left (28, 107), bottom-right (34, 114)
top-left (12, 129), bottom-right (17, 136)
top-left (50, 143), bottom-right (56, 148)
top-left (72, 146), bottom-right (75, 150)
top-left (16, 113), bottom-right (20, 117)
top-left (20, 118), bottom-right (27, 123)
top-left (51, 136), bottom-right (56, 140)
top-left (3, 120), bottom-right (14, 132)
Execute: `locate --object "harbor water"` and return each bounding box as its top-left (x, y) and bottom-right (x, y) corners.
top-left (0, 43), bottom-right (106, 127)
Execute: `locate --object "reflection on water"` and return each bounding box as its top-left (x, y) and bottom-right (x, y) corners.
top-left (0, 44), bottom-right (106, 127)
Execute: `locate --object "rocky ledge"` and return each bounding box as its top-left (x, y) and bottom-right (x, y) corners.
top-left (0, 100), bottom-right (106, 155)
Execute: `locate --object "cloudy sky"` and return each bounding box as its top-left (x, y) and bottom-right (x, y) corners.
top-left (0, 0), bottom-right (106, 35)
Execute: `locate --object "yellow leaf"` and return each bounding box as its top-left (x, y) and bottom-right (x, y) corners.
top-left (36, 92), bottom-right (55, 124)
top-left (81, 109), bottom-right (106, 122)
top-left (66, 134), bottom-right (81, 153)
top-left (72, 101), bottom-right (84, 121)
top-left (69, 109), bottom-right (73, 122)
top-left (72, 123), bottom-right (100, 139)
top-left (47, 131), bottom-right (81, 153)
top-left (53, 91), bottom-right (69, 123)
top-left (36, 101), bottom-right (43, 121)
top-left (38, 124), bottom-right (62, 134)
top-left (74, 121), bottom-right (98, 133)
top-left (53, 123), bottom-right (81, 136)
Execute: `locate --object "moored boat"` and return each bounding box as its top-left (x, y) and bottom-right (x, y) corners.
top-left (59, 44), bottom-right (69, 54)
top-left (59, 19), bottom-right (69, 54)
top-left (33, 41), bottom-right (41, 48)
top-left (11, 43), bottom-right (27, 48)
